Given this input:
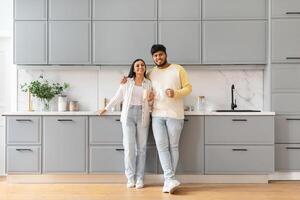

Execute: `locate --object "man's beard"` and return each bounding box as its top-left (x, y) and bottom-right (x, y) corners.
top-left (155, 59), bottom-right (167, 67)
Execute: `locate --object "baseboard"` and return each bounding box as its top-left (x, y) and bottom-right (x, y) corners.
top-left (269, 172), bottom-right (300, 181)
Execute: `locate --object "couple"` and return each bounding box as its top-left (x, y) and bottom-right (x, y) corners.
top-left (98, 44), bottom-right (192, 194)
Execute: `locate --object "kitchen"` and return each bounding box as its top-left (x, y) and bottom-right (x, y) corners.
top-left (0, 0), bottom-right (299, 199)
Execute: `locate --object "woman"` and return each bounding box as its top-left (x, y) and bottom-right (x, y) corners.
top-left (98, 59), bottom-right (152, 189)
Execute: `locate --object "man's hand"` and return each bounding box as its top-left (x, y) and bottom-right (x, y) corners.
top-left (97, 109), bottom-right (107, 115)
top-left (165, 88), bottom-right (175, 98)
top-left (120, 76), bottom-right (128, 84)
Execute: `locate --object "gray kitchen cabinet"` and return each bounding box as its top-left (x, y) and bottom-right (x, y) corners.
top-left (202, 21), bottom-right (267, 64)
top-left (272, 93), bottom-right (300, 114)
top-left (7, 146), bottom-right (41, 173)
top-left (89, 145), bottom-right (158, 173)
top-left (158, 21), bottom-right (201, 64)
top-left (205, 145), bottom-right (274, 174)
top-left (14, 21), bottom-right (47, 64)
top-left (271, 19), bottom-right (300, 63)
top-left (93, 21), bottom-right (157, 65)
top-left (202, 0), bottom-right (267, 20)
top-left (48, 21), bottom-right (91, 64)
top-left (49, 0), bottom-right (91, 20)
top-left (276, 144), bottom-right (300, 171)
top-left (275, 115), bottom-right (300, 143)
top-left (176, 116), bottom-right (204, 174)
top-left (272, 65), bottom-right (300, 92)
top-left (6, 116), bottom-right (41, 144)
top-left (14, 0), bottom-right (47, 20)
top-left (93, 0), bottom-right (156, 20)
top-left (205, 116), bottom-right (274, 145)
top-left (272, 0), bottom-right (300, 18)
top-left (43, 116), bottom-right (87, 173)
top-left (158, 0), bottom-right (201, 20)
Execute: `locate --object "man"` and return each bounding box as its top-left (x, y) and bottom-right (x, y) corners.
top-left (148, 44), bottom-right (192, 194)
top-left (121, 44), bottom-right (192, 194)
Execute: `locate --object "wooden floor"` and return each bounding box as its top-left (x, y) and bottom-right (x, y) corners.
top-left (0, 178), bottom-right (300, 200)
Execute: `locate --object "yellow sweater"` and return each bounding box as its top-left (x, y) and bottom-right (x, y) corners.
top-left (148, 64), bottom-right (192, 119)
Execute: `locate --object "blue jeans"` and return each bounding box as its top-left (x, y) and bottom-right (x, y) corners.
top-left (122, 105), bottom-right (149, 180)
top-left (152, 117), bottom-right (184, 181)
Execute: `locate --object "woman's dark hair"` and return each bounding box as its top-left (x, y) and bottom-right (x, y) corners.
top-left (128, 59), bottom-right (147, 78)
top-left (151, 44), bottom-right (166, 55)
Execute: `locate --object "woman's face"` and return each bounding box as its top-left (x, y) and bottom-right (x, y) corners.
top-left (134, 60), bottom-right (146, 76)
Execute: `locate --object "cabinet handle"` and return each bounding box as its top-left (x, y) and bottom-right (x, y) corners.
top-left (286, 147), bottom-right (300, 150)
top-left (286, 12), bottom-right (300, 15)
top-left (184, 119), bottom-right (189, 122)
top-left (232, 119), bottom-right (248, 122)
top-left (232, 149), bottom-right (248, 151)
top-left (16, 148), bottom-right (33, 152)
top-left (286, 57), bottom-right (300, 60)
top-left (115, 119), bottom-right (121, 122)
top-left (286, 118), bottom-right (300, 121)
top-left (16, 119), bottom-right (32, 122)
top-left (57, 119), bottom-right (73, 122)
top-left (115, 148), bottom-right (124, 151)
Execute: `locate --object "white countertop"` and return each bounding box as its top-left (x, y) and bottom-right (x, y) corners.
top-left (2, 111), bottom-right (275, 116)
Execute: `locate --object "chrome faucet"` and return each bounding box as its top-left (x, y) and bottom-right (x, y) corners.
top-left (231, 84), bottom-right (237, 110)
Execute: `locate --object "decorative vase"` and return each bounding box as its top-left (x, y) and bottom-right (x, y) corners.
top-left (41, 98), bottom-right (51, 112)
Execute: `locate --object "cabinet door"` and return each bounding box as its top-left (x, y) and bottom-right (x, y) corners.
top-left (89, 145), bottom-right (158, 173)
top-left (202, 0), bottom-right (267, 20)
top-left (158, 0), bottom-right (201, 20)
top-left (14, 21), bottom-right (47, 64)
top-left (43, 116), bottom-right (87, 173)
top-left (205, 145), bottom-right (274, 174)
top-left (93, 21), bottom-right (157, 65)
top-left (49, 0), bottom-right (91, 20)
top-left (272, 65), bottom-right (300, 92)
top-left (176, 116), bottom-right (204, 174)
top-left (272, 19), bottom-right (300, 63)
top-left (49, 21), bottom-right (91, 64)
top-left (203, 21), bottom-right (266, 64)
top-left (7, 146), bottom-right (41, 173)
top-left (93, 0), bottom-right (156, 20)
top-left (14, 0), bottom-right (47, 20)
top-left (158, 21), bottom-right (201, 64)
top-left (275, 115), bottom-right (300, 143)
top-left (275, 144), bottom-right (300, 171)
top-left (272, 93), bottom-right (300, 114)
top-left (272, 0), bottom-right (300, 18)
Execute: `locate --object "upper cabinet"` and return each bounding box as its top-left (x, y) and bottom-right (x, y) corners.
top-left (93, 0), bottom-right (157, 20)
top-left (49, 0), bottom-right (91, 20)
top-left (158, 21), bottom-right (201, 64)
top-left (14, 0), bottom-right (47, 20)
top-left (93, 21), bottom-right (157, 65)
top-left (202, 21), bottom-right (267, 64)
top-left (158, 0), bottom-right (201, 20)
top-left (272, 0), bottom-right (300, 18)
top-left (202, 0), bottom-right (267, 20)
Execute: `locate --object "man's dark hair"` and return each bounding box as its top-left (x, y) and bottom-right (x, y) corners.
top-left (151, 44), bottom-right (166, 55)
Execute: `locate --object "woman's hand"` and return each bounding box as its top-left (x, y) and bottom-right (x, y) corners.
top-left (147, 90), bottom-right (155, 102)
top-left (97, 109), bottom-right (107, 115)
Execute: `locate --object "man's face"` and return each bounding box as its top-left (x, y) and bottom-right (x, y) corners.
top-left (152, 51), bottom-right (167, 67)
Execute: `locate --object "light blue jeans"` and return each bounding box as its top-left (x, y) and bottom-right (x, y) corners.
top-left (152, 117), bottom-right (184, 181)
top-left (122, 105), bottom-right (149, 181)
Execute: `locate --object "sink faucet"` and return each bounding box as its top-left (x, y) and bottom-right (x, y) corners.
top-left (231, 84), bottom-right (237, 110)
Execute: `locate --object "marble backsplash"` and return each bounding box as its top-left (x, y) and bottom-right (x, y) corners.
top-left (17, 67), bottom-right (263, 112)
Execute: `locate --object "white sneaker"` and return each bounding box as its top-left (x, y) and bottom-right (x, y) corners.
top-left (127, 179), bottom-right (135, 188)
top-left (168, 179), bottom-right (180, 194)
top-left (135, 179), bottom-right (144, 189)
top-left (162, 182), bottom-right (169, 193)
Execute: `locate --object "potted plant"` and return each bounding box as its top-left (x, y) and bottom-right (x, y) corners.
top-left (21, 77), bottom-right (69, 111)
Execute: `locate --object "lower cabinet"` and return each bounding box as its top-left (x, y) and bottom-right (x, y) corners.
top-left (275, 144), bottom-right (300, 171)
top-left (89, 145), bottom-right (158, 173)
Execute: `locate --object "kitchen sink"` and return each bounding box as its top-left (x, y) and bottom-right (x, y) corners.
top-left (215, 110), bottom-right (261, 112)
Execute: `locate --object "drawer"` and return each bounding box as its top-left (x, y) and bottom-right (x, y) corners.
top-left (89, 145), bottom-right (158, 173)
top-left (272, 0), bottom-right (300, 18)
top-left (272, 65), bottom-right (300, 92)
top-left (272, 93), bottom-right (300, 113)
top-left (7, 116), bottom-right (41, 144)
top-left (275, 144), bottom-right (300, 171)
top-left (205, 145), bottom-right (274, 174)
top-left (203, 0), bottom-right (267, 20)
top-left (275, 115), bottom-right (300, 143)
top-left (7, 146), bottom-right (41, 173)
top-left (89, 116), bottom-right (155, 144)
top-left (205, 116), bottom-right (274, 144)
